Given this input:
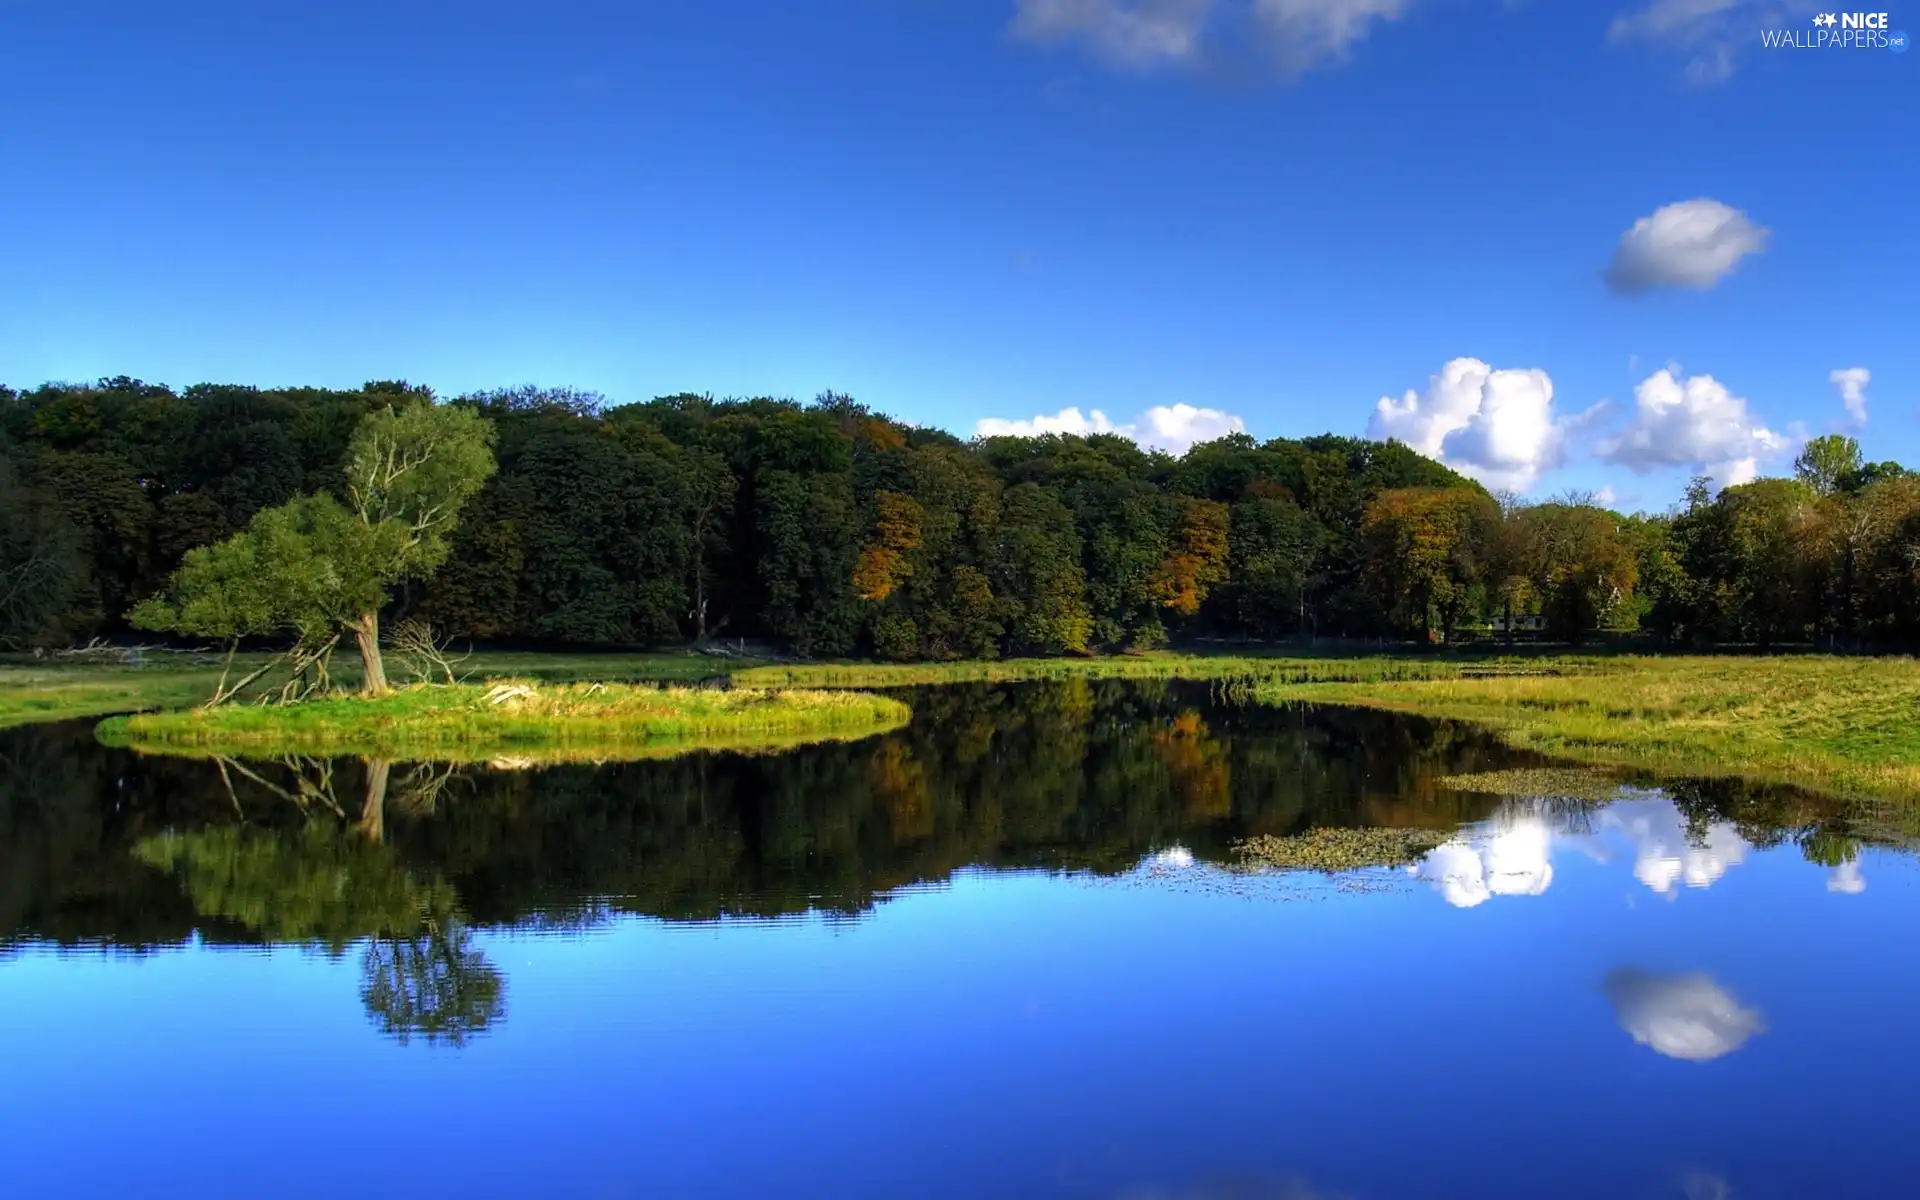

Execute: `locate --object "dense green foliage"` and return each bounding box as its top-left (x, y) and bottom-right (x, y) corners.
top-left (5, 378), bottom-right (1917, 658)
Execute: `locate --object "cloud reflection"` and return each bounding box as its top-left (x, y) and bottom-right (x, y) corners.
top-left (1600, 799), bottom-right (1748, 894)
top-left (1604, 968), bottom-right (1764, 1061)
top-left (1407, 794), bottom-right (1758, 908)
top-left (1407, 816), bottom-right (1554, 908)
top-left (1827, 860), bottom-right (1867, 894)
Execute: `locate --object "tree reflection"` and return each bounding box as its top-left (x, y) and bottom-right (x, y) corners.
top-left (128, 756), bottom-right (503, 1046)
top-left (3, 680), bottom-right (1915, 958)
top-left (360, 919), bottom-right (503, 1047)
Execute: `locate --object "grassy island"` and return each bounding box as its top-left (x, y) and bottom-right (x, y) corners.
top-left (95, 680), bottom-right (911, 761)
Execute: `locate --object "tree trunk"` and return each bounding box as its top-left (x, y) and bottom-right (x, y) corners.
top-left (353, 611), bottom-right (390, 695)
top-left (693, 549), bottom-right (709, 644)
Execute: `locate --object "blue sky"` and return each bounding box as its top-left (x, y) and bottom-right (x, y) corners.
top-left (1, 1), bottom-right (1912, 509)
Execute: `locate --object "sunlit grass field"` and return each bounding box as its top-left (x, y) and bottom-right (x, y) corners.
top-left (1254, 656), bottom-right (1920, 801)
top-left (96, 680), bottom-right (908, 761)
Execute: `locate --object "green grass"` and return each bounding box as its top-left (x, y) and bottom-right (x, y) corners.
top-left (0, 649), bottom-right (756, 730)
top-left (1256, 655), bottom-right (1920, 801)
top-left (94, 679), bottom-right (908, 762)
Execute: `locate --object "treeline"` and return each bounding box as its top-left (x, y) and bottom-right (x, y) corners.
top-left (3, 377), bottom-right (1918, 656)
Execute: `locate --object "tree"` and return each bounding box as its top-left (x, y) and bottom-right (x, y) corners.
top-left (340, 403), bottom-right (497, 689)
top-left (1148, 497), bottom-right (1230, 619)
top-left (683, 448), bottom-right (737, 642)
top-left (1794, 435), bottom-right (1863, 497)
top-left (0, 456), bottom-right (83, 649)
top-left (134, 403), bottom-right (496, 696)
top-left (1360, 487), bottom-right (1498, 641)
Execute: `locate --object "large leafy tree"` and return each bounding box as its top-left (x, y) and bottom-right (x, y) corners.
top-left (133, 402), bottom-right (496, 695)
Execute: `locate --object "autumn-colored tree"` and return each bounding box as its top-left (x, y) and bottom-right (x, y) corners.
top-left (1148, 497), bottom-right (1230, 617)
top-left (1360, 487), bottom-right (1498, 641)
top-left (853, 490), bottom-right (925, 602)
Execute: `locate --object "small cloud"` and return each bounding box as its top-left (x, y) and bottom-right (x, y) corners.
top-left (974, 403), bottom-right (1245, 454)
top-left (1596, 366), bottom-right (1790, 489)
top-left (1830, 367), bottom-right (1871, 426)
top-left (1604, 199), bottom-right (1769, 295)
top-left (1368, 358), bottom-right (1576, 492)
top-left (1608, 0), bottom-right (1766, 84)
top-left (1604, 968), bottom-right (1764, 1061)
top-left (1010, 0), bottom-right (1213, 69)
top-left (1009, 0), bottom-right (1411, 78)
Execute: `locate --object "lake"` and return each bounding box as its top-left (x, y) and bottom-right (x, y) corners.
top-left (2, 680), bottom-right (1915, 1199)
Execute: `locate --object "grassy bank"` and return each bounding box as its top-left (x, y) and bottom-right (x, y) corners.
top-left (731, 652), bottom-right (1476, 689)
top-left (1257, 655), bottom-right (1920, 801)
top-left (95, 680), bottom-right (908, 761)
top-left (0, 650), bottom-right (757, 730)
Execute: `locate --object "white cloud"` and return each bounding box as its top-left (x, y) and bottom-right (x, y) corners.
top-left (974, 403), bottom-right (1244, 454)
top-left (1596, 367), bottom-right (1790, 488)
top-left (1607, 0), bottom-right (1769, 84)
top-left (1828, 860), bottom-right (1866, 894)
top-left (1010, 0), bottom-right (1213, 68)
top-left (1604, 968), bottom-right (1765, 1061)
top-left (1250, 0), bottom-right (1407, 74)
top-left (1604, 199), bottom-right (1769, 295)
top-left (975, 405), bottom-right (1120, 439)
top-left (1369, 358), bottom-right (1573, 492)
top-left (1830, 367), bottom-right (1871, 426)
top-left (1009, 0), bottom-right (1411, 76)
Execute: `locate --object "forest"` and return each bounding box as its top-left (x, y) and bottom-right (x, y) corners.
top-left (4, 376), bottom-right (1918, 660)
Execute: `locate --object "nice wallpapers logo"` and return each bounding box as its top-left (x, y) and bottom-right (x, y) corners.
top-left (1762, 12), bottom-right (1911, 52)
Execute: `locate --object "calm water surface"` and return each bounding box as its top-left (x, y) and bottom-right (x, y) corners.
top-left (2, 681), bottom-right (1916, 1199)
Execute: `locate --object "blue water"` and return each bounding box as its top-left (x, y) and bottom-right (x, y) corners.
top-left (1, 687), bottom-right (1914, 1198)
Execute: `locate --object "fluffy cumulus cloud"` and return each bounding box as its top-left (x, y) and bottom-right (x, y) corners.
top-left (1596, 367), bottom-right (1790, 488)
top-left (1009, 0), bottom-right (1408, 76)
top-left (974, 403), bottom-right (1244, 454)
top-left (1604, 199), bottom-right (1770, 295)
top-left (1368, 358), bottom-right (1574, 492)
top-left (1604, 968), bottom-right (1765, 1061)
top-left (1607, 0), bottom-right (1776, 84)
top-left (1830, 367), bottom-right (1871, 426)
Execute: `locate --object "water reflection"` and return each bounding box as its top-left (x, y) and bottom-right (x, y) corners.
top-left (0, 679), bottom-right (1908, 1051)
top-left (1604, 968), bottom-right (1766, 1061)
top-left (1405, 787), bottom-right (1883, 908)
